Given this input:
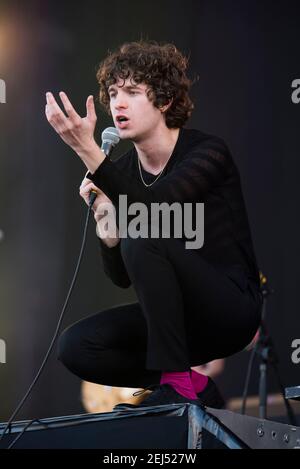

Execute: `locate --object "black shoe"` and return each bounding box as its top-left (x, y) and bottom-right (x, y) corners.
top-left (195, 377), bottom-right (225, 409)
top-left (113, 384), bottom-right (202, 411)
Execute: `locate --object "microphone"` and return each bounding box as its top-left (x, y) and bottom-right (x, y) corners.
top-left (89, 127), bottom-right (120, 207)
top-left (101, 126), bottom-right (120, 157)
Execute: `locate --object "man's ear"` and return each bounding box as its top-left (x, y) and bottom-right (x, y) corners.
top-left (160, 98), bottom-right (173, 113)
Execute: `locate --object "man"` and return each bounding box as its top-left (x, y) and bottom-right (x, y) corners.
top-left (45, 41), bottom-right (262, 409)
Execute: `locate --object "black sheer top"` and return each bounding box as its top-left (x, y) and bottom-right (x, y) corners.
top-left (87, 128), bottom-right (260, 289)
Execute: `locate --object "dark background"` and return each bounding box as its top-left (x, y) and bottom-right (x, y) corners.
top-left (0, 0), bottom-right (299, 421)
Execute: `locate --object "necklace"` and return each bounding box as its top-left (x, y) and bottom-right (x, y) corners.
top-left (137, 156), bottom-right (166, 187)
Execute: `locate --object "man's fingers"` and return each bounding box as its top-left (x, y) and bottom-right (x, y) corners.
top-left (46, 92), bottom-right (57, 106)
top-left (80, 178), bottom-right (92, 188)
top-left (80, 182), bottom-right (96, 194)
top-left (46, 92), bottom-right (68, 127)
top-left (59, 91), bottom-right (81, 122)
top-left (79, 183), bottom-right (103, 201)
top-left (86, 95), bottom-right (97, 122)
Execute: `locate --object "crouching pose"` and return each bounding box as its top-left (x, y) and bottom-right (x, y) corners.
top-left (45, 41), bottom-right (262, 409)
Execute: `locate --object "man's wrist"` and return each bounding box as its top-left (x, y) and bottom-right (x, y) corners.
top-left (77, 142), bottom-right (106, 174)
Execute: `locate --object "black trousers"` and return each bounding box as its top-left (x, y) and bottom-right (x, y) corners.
top-left (58, 237), bottom-right (262, 389)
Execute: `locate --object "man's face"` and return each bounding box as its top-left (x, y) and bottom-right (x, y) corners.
top-left (108, 77), bottom-right (165, 142)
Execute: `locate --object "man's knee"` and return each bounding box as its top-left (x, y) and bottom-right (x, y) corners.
top-left (120, 235), bottom-right (166, 263)
top-left (57, 324), bottom-right (82, 372)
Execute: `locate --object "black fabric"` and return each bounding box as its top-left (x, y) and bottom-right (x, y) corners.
top-left (58, 236), bottom-right (262, 382)
top-left (87, 128), bottom-right (261, 288)
top-left (58, 128), bottom-right (263, 381)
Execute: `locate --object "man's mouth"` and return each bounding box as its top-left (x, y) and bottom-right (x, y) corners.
top-left (116, 115), bottom-right (129, 122)
top-left (116, 115), bottom-right (130, 128)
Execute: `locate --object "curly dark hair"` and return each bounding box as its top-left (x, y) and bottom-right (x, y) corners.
top-left (96, 41), bottom-right (194, 128)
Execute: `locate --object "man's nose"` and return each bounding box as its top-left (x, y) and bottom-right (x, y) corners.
top-left (115, 95), bottom-right (128, 110)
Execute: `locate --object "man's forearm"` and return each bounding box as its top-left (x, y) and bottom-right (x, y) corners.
top-left (77, 141), bottom-right (106, 174)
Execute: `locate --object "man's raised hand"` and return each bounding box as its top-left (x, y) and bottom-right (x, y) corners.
top-left (45, 91), bottom-right (97, 155)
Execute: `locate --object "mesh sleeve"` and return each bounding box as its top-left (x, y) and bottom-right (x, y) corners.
top-left (87, 138), bottom-right (231, 206)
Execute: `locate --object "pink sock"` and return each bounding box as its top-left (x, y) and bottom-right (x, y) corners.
top-left (190, 369), bottom-right (209, 393)
top-left (160, 371), bottom-right (197, 400)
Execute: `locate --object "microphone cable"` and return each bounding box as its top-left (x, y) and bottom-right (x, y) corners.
top-left (0, 190), bottom-right (98, 448)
